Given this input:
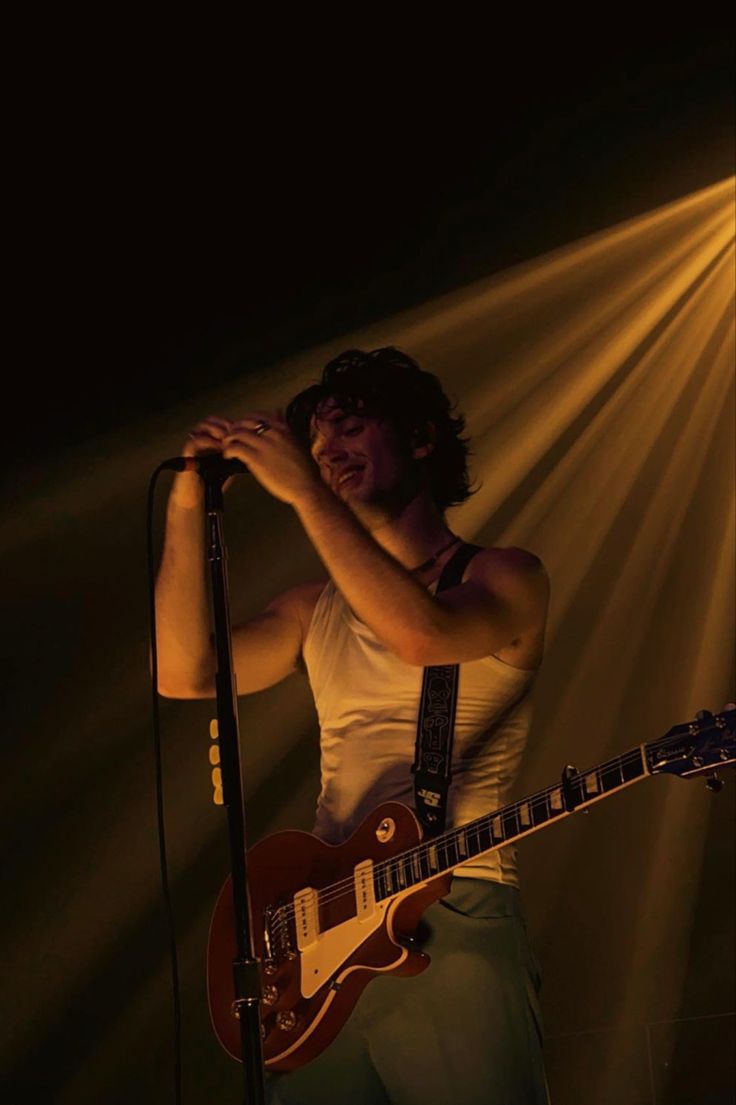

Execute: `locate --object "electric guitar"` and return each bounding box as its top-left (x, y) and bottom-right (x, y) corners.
top-left (207, 706), bottom-right (736, 1071)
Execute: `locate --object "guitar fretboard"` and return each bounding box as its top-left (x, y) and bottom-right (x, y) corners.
top-left (372, 746), bottom-right (648, 901)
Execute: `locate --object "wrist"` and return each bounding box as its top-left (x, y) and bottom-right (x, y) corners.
top-left (292, 478), bottom-right (332, 516)
top-left (169, 473), bottom-right (205, 511)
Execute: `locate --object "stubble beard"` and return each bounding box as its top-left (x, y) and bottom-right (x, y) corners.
top-left (345, 463), bottom-right (426, 532)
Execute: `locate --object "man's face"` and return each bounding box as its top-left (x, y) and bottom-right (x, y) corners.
top-left (308, 399), bottom-right (422, 521)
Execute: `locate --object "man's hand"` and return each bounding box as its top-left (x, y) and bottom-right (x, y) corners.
top-left (222, 411), bottom-right (323, 506)
top-left (171, 415), bottom-right (235, 508)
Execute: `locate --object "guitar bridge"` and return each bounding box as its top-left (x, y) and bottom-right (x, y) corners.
top-left (264, 903), bottom-right (296, 964)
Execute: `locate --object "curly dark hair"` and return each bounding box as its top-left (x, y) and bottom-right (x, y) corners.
top-left (286, 347), bottom-right (474, 512)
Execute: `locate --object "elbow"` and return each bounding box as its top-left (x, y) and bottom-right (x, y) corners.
top-left (391, 610), bottom-right (452, 666)
top-left (152, 642), bottom-right (216, 699)
top-left (155, 678), bottom-right (205, 700)
top-left (154, 666), bottom-right (215, 699)
top-left (393, 632), bottom-right (441, 667)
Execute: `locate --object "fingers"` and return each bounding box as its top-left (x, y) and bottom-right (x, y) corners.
top-left (182, 411), bottom-right (287, 460)
top-left (182, 415), bottom-right (234, 457)
top-left (229, 411), bottom-right (286, 435)
top-left (223, 411), bottom-right (287, 455)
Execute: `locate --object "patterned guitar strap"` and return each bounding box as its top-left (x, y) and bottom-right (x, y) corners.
top-left (412, 542), bottom-right (484, 838)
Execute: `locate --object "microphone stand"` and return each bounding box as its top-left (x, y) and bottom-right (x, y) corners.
top-left (203, 469), bottom-right (265, 1105)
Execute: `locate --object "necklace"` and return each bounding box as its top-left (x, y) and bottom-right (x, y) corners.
top-left (410, 534), bottom-right (461, 574)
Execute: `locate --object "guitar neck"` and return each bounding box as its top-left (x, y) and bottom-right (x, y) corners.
top-left (372, 745), bottom-right (649, 900)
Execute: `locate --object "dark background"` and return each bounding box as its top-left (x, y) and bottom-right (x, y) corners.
top-left (13, 31), bottom-right (734, 469)
top-left (4, 26), bottom-right (734, 1105)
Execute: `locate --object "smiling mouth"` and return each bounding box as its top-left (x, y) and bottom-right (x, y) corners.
top-left (335, 465), bottom-right (364, 490)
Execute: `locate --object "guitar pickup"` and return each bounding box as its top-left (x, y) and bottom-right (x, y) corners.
top-left (293, 888), bottom-right (319, 950)
top-left (354, 860), bottom-right (376, 921)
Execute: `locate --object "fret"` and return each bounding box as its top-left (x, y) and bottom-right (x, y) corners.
top-left (502, 809), bottom-right (520, 839)
top-left (491, 815), bottom-right (504, 843)
top-left (384, 865), bottom-right (394, 895)
top-left (519, 801), bottom-right (531, 828)
top-left (428, 845), bottom-right (440, 872)
top-left (465, 822), bottom-right (481, 854)
top-left (529, 794), bottom-right (546, 826)
top-left (410, 850), bottom-right (422, 883)
top-left (420, 848), bottom-right (435, 881)
top-left (472, 819), bottom-right (493, 856)
top-left (600, 761), bottom-right (624, 792)
top-left (443, 835), bottom-right (461, 869)
top-left (457, 827), bottom-right (468, 857)
top-left (549, 787), bottom-right (564, 812)
top-left (622, 752), bottom-right (645, 783)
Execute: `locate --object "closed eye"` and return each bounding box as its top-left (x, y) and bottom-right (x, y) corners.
top-left (310, 420), bottom-right (365, 461)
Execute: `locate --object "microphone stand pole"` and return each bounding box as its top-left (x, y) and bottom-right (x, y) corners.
top-left (203, 469), bottom-right (265, 1105)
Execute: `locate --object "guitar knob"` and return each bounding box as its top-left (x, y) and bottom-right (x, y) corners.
top-left (705, 772), bottom-right (724, 793)
top-left (276, 1010), bottom-right (297, 1031)
top-left (262, 984), bottom-right (279, 1006)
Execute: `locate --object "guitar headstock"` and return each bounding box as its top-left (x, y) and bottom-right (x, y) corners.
top-left (644, 706), bottom-right (736, 779)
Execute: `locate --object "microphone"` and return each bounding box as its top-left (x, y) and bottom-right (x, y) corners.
top-left (160, 454), bottom-right (248, 478)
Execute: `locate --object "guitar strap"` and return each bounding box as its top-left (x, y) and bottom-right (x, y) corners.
top-left (412, 542), bottom-right (484, 838)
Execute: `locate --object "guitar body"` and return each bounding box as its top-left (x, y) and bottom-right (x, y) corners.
top-left (207, 801), bottom-right (451, 1071)
top-left (207, 708), bottom-right (735, 1073)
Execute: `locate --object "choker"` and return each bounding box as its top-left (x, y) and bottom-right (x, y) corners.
top-left (410, 534), bottom-right (461, 574)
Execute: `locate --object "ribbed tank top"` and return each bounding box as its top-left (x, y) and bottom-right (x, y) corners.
top-left (303, 579), bottom-right (536, 886)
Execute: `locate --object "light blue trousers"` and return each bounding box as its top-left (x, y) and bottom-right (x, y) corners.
top-left (267, 878), bottom-right (548, 1105)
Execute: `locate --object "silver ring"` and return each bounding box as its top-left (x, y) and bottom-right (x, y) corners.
top-left (253, 420), bottom-right (270, 436)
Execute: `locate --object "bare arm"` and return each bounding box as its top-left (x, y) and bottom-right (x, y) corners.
top-left (155, 486), bottom-right (323, 697)
top-left (216, 413), bottom-right (549, 667)
top-left (154, 416), bottom-right (323, 699)
top-left (154, 478), bottom-right (212, 697)
top-left (294, 485), bottom-right (548, 665)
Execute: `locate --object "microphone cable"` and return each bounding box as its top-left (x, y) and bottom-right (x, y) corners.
top-left (146, 462), bottom-right (183, 1105)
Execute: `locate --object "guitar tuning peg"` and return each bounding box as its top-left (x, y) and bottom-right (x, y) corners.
top-left (695, 709), bottom-right (713, 721)
top-left (705, 772), bottom-right (724, 793)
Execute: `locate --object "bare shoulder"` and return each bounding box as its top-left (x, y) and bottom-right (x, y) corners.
top-left (466, 546), bottom-right (549, 602)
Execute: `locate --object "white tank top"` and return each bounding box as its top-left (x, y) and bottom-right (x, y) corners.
top-left (303, 579), bottom-right (536, 886)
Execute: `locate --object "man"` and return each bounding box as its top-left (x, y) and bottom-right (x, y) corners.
top-left (156, 347), bottom-right (550, 1104)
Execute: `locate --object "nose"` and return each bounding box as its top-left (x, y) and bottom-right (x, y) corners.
top-left (314, 436), bottom-right (348, 467)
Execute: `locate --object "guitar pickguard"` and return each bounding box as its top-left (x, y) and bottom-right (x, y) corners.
top-left (299, 894), bottom-right (404, 999)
